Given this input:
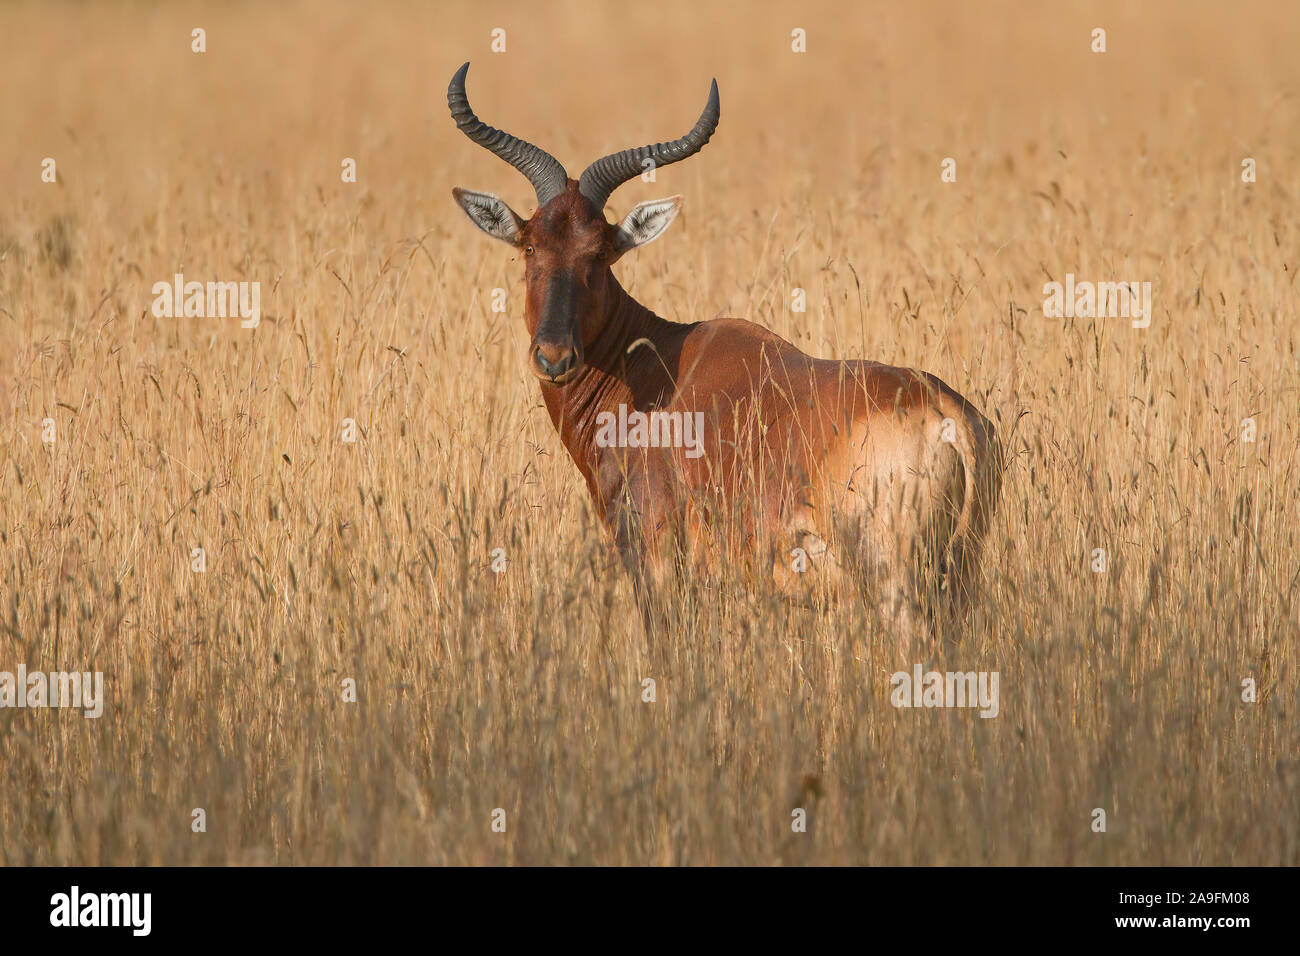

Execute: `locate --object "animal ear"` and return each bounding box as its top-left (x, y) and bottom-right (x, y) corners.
top-left (452, 188), bottom-right (525, 246)
top-left (612, 196), bottom-right (683, 259)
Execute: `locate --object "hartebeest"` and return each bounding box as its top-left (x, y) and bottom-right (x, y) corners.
top-left (448, 62), bottom-right (1003, 645)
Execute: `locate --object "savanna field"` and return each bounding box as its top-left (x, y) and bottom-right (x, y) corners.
top-left (0, 0), bottom-right (1297, 865)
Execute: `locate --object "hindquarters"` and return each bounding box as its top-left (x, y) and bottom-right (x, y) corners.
top-left (806, 370), bottom-right (1003, 648)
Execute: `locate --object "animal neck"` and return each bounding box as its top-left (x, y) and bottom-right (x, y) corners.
top-left (537, 273), bottom-right (686, 500)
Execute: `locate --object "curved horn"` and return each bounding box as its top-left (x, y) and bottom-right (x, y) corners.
top-left (577, 79), bottom-right (720, 210)
top-left (447, 62), bottom-right (569, 206)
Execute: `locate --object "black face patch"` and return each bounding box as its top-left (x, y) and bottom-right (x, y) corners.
top-left (536, 270), bottom-right (582, 343)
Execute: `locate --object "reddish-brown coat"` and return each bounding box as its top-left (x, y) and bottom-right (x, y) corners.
top-left (510, 185), bottom-right (1002, 633)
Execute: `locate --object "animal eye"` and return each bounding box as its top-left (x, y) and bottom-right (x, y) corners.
top-left (524, 245), bottom-right (535, 256)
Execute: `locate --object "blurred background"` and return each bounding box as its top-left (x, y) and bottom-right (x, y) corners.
top-left (0, 0), bottom-right (1296, 865)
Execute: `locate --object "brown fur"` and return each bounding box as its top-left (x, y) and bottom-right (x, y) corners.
top-left (499, 183), bottom-right (1004, 646)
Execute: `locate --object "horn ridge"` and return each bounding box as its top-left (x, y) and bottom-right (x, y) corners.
top-left (577, 78), bottom-right (720, 210)
top-left (447, 62), bottom-right (569, 206)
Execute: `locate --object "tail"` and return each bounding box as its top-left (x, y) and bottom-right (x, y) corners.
top-left (941, 398), bottom-right (1004, 616)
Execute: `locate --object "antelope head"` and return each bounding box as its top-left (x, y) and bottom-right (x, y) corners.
top-left (448, 62), bottom-right (720, 385)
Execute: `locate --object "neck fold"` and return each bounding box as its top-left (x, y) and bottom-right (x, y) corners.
top-left (538, 274), bottom-right (684, 498)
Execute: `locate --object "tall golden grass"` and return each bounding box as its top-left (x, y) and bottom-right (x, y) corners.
top-left (0, 0), bottom-right (1297, 864)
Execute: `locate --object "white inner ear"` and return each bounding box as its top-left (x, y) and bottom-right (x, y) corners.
top-left (453, 188), bottom-right (523, 245)
top-left (613, 197), bottom-right (683, 254)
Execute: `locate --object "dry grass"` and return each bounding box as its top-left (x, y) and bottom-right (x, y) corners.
top-left (1, 0), bottom-right (1297, 865)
